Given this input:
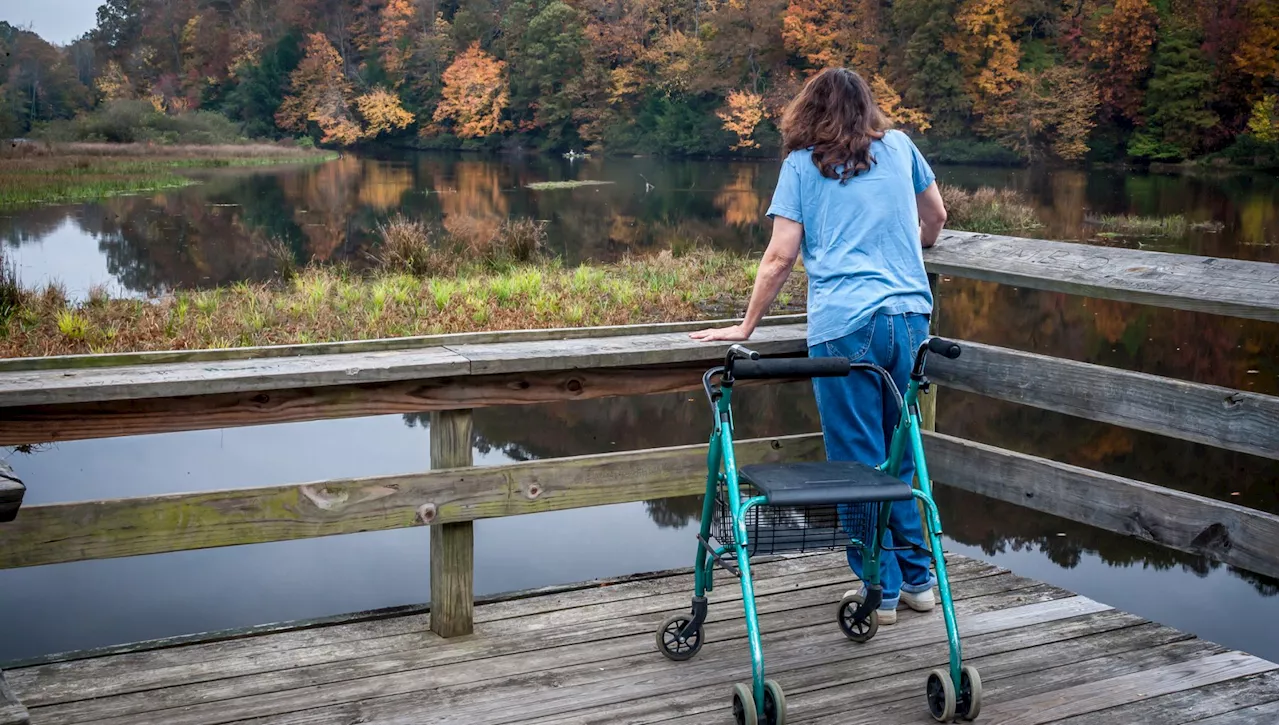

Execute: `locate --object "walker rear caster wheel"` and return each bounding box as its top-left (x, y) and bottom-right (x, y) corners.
top-left (959, 665), bottom-right (982, 720)
top-left (731, 681), bottom-right (787, 725)
top-left (764, 679), bottom-right (787, 725)
top-left (655, 613), bottom-right (702, 661)
top-left (837, 592), bottom-right (879, 643)
top-left (926, 669), bottom-right (957, 722)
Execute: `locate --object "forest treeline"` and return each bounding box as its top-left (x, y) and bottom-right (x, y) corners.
top-left (1, 0), bottom-right (1276, 163)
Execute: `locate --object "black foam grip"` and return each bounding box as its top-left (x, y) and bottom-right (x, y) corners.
top-left (731, 357), bottom-right (851, 379)
top-left (927, 337), bottom-right (962, 359)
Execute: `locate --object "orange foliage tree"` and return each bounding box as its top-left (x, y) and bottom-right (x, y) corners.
top-left (276, 32), bottom-right (364, 145)
top-left (872, 75), bottom-right (931, 132)
top-left (1089, 0), bottom-right (1159, 122)
top-left (717, 90), bottom-right (766, 149)
top-left (780, 0), bottom-right (882, 74)
top-left (433, 42), bottom-right (510, 138)
top-left (378, 0), bottom-right (415, 82)
top-left (948, 0), bottom-right (1023, 121)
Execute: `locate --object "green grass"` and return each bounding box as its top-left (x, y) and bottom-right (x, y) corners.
top-left (940, 184), bottom-right (1043, 233)
top-left (1, 248), bottom-right (807, 358)
top-left (525, 180), bottom-right (615, 190)
top-left (1088, 214), bottom-right (1189, 237)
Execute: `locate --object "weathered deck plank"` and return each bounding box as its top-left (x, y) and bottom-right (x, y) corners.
top-left (925, 230), bottom-right (1280, 321)
top-left (8, 553), bottom-right (1274, 725)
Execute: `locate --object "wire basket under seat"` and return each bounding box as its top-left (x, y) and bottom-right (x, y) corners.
top-left (712, 479), bottom-right (880, 557)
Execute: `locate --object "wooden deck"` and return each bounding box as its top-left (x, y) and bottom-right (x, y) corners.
top-left (4, 552), bottom-right (1276, 725)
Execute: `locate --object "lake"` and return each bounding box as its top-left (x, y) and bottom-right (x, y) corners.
top-left (1, 152), bottom-right (1276, 665)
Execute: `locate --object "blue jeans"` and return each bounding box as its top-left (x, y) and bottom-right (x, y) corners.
top-left (810, 311), bottom-right (936, 610)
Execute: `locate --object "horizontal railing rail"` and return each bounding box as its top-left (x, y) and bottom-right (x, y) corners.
top-left (1, 230), bottom-right (1276, 641)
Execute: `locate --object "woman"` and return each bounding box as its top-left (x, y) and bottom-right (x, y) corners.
top-left (691, 67), bottom-right (948, 625)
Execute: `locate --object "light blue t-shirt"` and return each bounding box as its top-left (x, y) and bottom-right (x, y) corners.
top-left (766, 129), bottom-right (936, 347)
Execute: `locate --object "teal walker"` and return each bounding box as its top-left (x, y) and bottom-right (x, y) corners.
top-left (655, 338), bottom-right (982, 724)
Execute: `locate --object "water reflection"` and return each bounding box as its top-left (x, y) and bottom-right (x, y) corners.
top-left (5, 153), bottom-right (1275, 300)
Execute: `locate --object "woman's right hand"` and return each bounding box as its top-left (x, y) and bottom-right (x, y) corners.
top-left (689, 324), bottom-right (753, 342)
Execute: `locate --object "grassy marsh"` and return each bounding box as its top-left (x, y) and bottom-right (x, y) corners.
top-left (0, 142), bottom-right (338, 209)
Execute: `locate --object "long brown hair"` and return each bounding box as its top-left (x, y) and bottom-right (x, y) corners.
top-left (780, 68), bottom-right (889, 183)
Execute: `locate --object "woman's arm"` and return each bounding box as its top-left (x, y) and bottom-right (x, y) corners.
top-left (690, 216), bottom-right (803, 342)
top-left (917, 181), bottom-right (947, 248)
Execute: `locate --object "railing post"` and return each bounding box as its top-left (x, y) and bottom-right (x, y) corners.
top-left (0, 669), bottom-right (30, 725)
top-left (919, 273), bottom-right (942, 433)
top-left (0, 460), bottom-right (24, 524)
top-left (429, 409), bottom-right (474, 638)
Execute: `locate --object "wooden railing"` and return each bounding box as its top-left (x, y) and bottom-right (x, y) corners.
top-left (0, 229), bottom-right (1275, 643)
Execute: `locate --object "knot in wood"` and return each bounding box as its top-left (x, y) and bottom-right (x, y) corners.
top-left (526, 482), bottom-right (542, 499)
top-left (418, 503), bottom-right (437, 524)
top-left (770, 439), bottom-right (782, 450)
top-left (252, 393), bottom-right (270, 404)
top-left (566, 378), bottom-right (584, 394)
top-left (1222, 393), bottom-right (1244, 409)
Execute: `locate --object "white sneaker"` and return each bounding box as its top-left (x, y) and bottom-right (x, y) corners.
top-left (900, 588), bottom-right (936, 612)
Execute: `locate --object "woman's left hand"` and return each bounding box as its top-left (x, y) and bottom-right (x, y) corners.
top-left (689, 324), bottom-right (752, 342)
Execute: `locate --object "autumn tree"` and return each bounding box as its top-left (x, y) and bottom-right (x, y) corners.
top-left (432, 41), bottom-right (510, 138)
top-left (718, 89), bottom-right (766, 149)
top-left (1089, 0), bottom-right (1159, 123)
top-left (781, 0), bottom-right (883, 74)
top-left (983, 66), bottom-right (1099, 160)
top-left (378, 0), bottom-right (416, 83)
top-left (948, 0), bottom-right (1024, 126)
top-left (356, 87), bottom-right (414, 137)
top-left (276, 32), bottom-right (364, 145)
top-left (872, 75), bottom-right (931, 132)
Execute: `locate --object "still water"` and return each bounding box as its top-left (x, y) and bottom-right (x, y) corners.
top-left (1, 152), bottom-right (1276, 665)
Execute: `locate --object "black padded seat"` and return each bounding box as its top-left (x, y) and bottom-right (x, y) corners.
top-left (739, 461), bottom-right (913, 507)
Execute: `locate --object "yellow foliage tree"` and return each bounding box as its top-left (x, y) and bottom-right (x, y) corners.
top-left (356, 87), bottom-right (415, 137)
top-left (948, 0), bottom-right (1023, 120)
top-left (871, 75), bottom-right (931, 132)
top-left (433, 42), bottom-right (510, 138)
top-left (96, 60), bottom-right (133, 101)
top-left (1246, 95), bottom-right (1278, 143)
top-left (717, 90), bottom-right (766, 150)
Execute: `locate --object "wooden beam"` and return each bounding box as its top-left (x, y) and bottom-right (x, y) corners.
top-left (429, 410), bottom-right (474, 638)
top-left (0, 347), bottom-right (471, 408)
top-left (0, 460), bottom-right (23, 524)
top-left (0, 363), bottom-right (735, 446)
top-left (925, 230), bottom-right (1280, 321)
top-left (0, 324), bottom-right (809, 410)
top-left (928, 340), bottom-right (1279, 459)
top-left (0, 671), bottom-right (29, 725)
top-left (0, 434), bottom-right (825, 569)
top-left (0, 315), bottom-right (809, 374)
top-left (923, 431), bottom-right (1279, 577)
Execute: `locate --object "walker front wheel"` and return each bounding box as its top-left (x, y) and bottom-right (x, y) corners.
top-left (926, 669), bottom-right (957, 722)
top-left (837, 592), bottom-right (879, 643)
top-left (731, 683), bottom-right (758, 725)
top-left (655, 613), bottom-right (703, 661)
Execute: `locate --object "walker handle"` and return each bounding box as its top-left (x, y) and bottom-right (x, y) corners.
top-left (927, 337), bottom-right (962, 359)
top-left (730, 357), bottom-right (852, 379)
